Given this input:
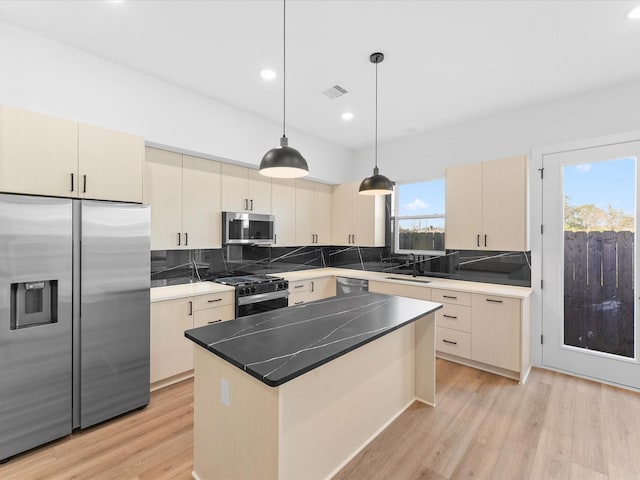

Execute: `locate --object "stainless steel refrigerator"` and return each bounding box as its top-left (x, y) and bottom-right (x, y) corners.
top-left (0, 193), bottom-right (150, 462)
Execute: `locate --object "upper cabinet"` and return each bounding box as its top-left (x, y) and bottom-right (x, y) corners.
top-left (0, 105), bottom-right (144, 202)
top-left (331, 181), bottom-right (385, 246)
top-left (78, 123), bottom-right (144, 203)
top-left (446, 155), bottom-right (528, 251)
top-left (295, 179), bottom-right (332, 246)
top-left (0, 105), bottom-right (78, 198)
top-left (271, 178), bottom-right (296, 246)
top-left (144, 147), bottom-right (222, 250)
top-left (221, 163), bottom-right (271, 214)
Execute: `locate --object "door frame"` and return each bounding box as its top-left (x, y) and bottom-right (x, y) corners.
top-left (530, 130), bottom-right (640, 381)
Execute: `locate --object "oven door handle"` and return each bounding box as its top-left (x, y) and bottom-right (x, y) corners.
top-left (236, 290), bottom-right (289, 306)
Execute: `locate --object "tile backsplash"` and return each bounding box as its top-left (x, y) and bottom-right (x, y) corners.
top-left (151, 245), bottom-right (531, 287)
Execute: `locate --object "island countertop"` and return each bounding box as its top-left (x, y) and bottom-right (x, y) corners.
top-left (184, 292), bottom-right (442, 387)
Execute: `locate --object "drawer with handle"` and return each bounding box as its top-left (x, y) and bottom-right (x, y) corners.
top-left (432, 288), bottom-right (471, 307)
top-left (192, 291), bottom-right (234, 311)
top-left (436, 304), bottom-right (472, 333)
top-left (193, 304), bottom-right (235, 328)
top-left (288, 280), bottom-right (310, 293)
top-left (436, 327), bottom-right (471, 359)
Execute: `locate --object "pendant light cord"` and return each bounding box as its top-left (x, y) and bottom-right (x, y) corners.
top-left (282, 0), bottom-right (286, 139)
top-left (375, 59), bottom-right (378, 169)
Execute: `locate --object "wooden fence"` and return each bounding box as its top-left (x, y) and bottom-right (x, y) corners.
top-left (399, 231), bottom-right (445, 251)
top-left (564, 231), bottom-right (634, 358)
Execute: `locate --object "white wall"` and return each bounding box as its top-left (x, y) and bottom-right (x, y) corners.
top-left (0, 21), bottom-right (353, 184)
top-left (353, 78), bottom-right (640, 183)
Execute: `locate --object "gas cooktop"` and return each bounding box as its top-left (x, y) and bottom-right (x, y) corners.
top-left (214, 274), bottom-right (285, 287)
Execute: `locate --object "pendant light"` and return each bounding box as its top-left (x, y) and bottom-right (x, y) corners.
top-left (259, 0), bottom-right (309, 179)
top-left (359, 52), bottom-right (393, 195)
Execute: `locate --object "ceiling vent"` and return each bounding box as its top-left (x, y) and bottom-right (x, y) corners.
top-left (322, 85), bottom-right (348, 99)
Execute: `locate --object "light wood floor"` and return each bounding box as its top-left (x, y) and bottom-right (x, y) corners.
top-left (2, 359), bottom-right (640, 480)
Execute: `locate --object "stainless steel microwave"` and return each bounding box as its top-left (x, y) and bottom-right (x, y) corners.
top-left (222, 212), bottom-right (275, 245)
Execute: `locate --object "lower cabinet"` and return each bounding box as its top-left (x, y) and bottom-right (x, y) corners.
top-left (150, 291), bottom-right (234, 389)
top-left (288, 277), bottom-right (336, 306)
top-left (471, 294), bottom-right (521, 372)
top-left (370, 280), bottom-right (529, 382)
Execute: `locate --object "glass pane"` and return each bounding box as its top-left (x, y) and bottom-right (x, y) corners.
top-left (396, 179), bottom-right (445, 216)
top-left (563, 157), bottom-right (635, 358)
top-left (398, 218), bottom-right (445, 251)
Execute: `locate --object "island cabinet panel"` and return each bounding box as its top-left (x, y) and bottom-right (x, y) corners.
top-left (221, 163), bottom-right (271, 214)
top-left (0, 105), bottom-right (78, 197)
top-left (144, 148), bottom-right (222, 250)
top-left (369, 280), bottom-right (432, 300)
top-left (471, 294), bottom-right (521, 372)
top-left (150, 298), bottom-right (194, 385)
top-left (331, 181), bottom-right (385, 246)
top-left (271, 178), bottom-right (296, 246)
top-left (77, 123), bottom-right (144, 203)
top-left (446, 155), bottom-right (527, 251)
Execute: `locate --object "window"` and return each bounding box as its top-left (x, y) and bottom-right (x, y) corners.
top-left (392, 178), bottom-right (445, 254)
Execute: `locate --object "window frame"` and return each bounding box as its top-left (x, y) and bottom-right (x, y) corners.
top-left (392, 177), bottom-right (446, 256)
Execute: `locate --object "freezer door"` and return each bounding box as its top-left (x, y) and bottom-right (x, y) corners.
top-left (79, 200), bottom-right (150, 428)
top-left (0, 194), bottom-right (73, 461)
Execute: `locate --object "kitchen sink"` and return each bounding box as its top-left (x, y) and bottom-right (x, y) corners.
top-left (384, 276), bottom-right (430, 284)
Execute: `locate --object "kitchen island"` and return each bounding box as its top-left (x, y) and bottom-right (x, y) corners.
top-left (185, 292), bottom-right (442, 480)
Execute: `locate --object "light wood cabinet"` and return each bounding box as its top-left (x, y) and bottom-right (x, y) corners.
top-left (471, 294), bottom-right (521, 372)
top-left (150, 298), bottom-right (194, 384)
top-left (78, 123), bottom-right (144, 202)
top-left (144, 148), bottom-right (222, 250)
top-left (0, 105), bottom-right (144, 202)
top-left (151, 291), bottom-right (235, 388)
top-left (369, 280), bottom-right (432, 301)
top-left (432, 289), bottom-right (472, 360)
top-left (288, 277), bottom-right (336, 306)
top-left (271, 178), bottom-right (296, 246)
top-left (331, 182), bottom-right (385, 246)
top-left (446, 155), bottom-right (527, 251)
top-left (221, 163), bottom-right (271, 214)
top-left (295, 180), bottom-right (332, 246)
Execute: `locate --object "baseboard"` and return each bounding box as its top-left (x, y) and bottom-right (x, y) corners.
top-left (150, 370), bottom-right (194, 392)
top-left (436, 352), bottom-right (520, 382)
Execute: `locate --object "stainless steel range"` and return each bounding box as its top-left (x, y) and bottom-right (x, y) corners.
top-left (215, 274), bottom-right (289, 317)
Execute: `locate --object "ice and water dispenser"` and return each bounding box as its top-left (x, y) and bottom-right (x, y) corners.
top-left (10, 280), bottom-right (58, 329)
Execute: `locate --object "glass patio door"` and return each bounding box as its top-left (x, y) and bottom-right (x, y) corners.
top-left (541, 141), bottom-right (640, 389)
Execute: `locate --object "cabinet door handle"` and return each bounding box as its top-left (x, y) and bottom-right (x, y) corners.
top-left (311, 281), bottom-right (314, 293)
top-left (476, 234), bottom-right (480, 247)
top-left (442, 339), bottom-right (457, 345)
top-left (294, 284), bottom-right (304, 289)
top-left (208, 319), bottom-right (222, 324)
top-left (244, 198), bottom-right (248, 210)
top-left (70, 173), bottom-right (74, 192)
top-left (442, 314), bottom-right (458, 319)
top-left (250, 199), bottom-right (253, 211)
top-left (184, 232), bottom-right (188, 246)
top-left (294, 301), bottom-right (304, 305)
top-left (443, 295), bottom-right (457, 299)
top-left (81, 175), bottom-right (87, 193)
top-left (486, 298), bottom-right (503, 304)
top-left (208, 298), bottom-right (222, 303)
top-left (188, 301), bottom-right (193, 316)
top-left (484, 234), bottom-right (487, 247)
top-left (177, 233), bottom-right (181, 246)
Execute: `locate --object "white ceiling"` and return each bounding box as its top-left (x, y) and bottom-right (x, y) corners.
top-left (1, 0), bottom-right (639, 150)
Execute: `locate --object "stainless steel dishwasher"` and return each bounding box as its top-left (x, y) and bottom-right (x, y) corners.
top-left (336, 277), bottom-right (369, 296)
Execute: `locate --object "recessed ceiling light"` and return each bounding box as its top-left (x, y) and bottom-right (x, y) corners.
top-left (260, 69), bottom-right (277, 81)
top-left (629, 5), bottom-right (640, 19)
top-left (341, 112), bottom-right (354, 121)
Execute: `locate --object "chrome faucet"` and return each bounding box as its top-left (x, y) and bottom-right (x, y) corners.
top-left (408, 253), bottom-right (417, 277)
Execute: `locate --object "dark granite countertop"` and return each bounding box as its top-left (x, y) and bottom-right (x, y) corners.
top-left (184, 292), bottom-right (442, 387)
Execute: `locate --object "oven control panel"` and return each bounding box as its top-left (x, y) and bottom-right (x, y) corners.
top-left (237, 280), bottom-right (288, 297)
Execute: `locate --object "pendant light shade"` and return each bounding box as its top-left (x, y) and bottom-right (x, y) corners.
top-left (259, 0), bottom-right (309, 178)
top-left (359, 52), bottom-right (393, 196)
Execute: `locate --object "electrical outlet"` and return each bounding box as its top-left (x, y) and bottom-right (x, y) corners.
top-left (221, 378), bottom-right (230, 406)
